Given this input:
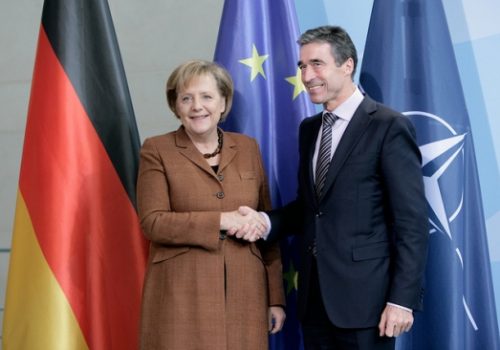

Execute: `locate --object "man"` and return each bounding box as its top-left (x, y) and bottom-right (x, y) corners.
top-left (231, 25), bottom-right (428, 350)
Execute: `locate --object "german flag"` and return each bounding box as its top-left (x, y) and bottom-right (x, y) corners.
top-left (2, 1), bottom-right (148, 349)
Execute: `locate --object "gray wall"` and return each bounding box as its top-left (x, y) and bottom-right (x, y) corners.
top-left (0, 0), bottom-right (224, 336)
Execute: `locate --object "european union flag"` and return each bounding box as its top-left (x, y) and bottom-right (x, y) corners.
top-left (214, 0), bottom-right (315, 349)
top-left (360, 0), bottom-right (500, 349)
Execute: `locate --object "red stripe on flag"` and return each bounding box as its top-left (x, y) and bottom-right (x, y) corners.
top-left (19, 26), bottom-right (146, 349)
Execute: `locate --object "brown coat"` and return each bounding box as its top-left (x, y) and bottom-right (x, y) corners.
top-left (137, 127), bottom-right (285, 350)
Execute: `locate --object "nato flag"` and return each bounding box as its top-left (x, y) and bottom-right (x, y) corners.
top-left (360, 0), bottom-right (500, 349)
top-left (214, 0), bottom-right (315, 349)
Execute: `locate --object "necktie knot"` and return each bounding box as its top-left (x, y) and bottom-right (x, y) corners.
top-left (323, 112), bottom-right (337, 127)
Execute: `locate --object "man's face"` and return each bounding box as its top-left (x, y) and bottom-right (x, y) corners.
top-left (298, 42), bottom-right (353, 110)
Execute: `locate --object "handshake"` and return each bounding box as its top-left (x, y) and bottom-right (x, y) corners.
top-left (220, 206), bottom-right (269, 242)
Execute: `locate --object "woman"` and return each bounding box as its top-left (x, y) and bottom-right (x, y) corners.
top-left (137, 60), bottom-right (286, 350)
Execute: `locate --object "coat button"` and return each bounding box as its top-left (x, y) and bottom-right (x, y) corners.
top-left (316, 212), bottom-right (323, 217)
top-left (216, 191), bottom-right (225, 199)
top-left (307, 239), bottom-right (317, 256)
top-left (217, 174), bottom-right (224, 182)
top-left (219, 231), bottom-right (227, 240)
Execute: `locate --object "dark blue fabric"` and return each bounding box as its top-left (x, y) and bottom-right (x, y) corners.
top-left (214, 1), bottom-right (316, 349)
top-left (360, 1), bottom-right (500, 349)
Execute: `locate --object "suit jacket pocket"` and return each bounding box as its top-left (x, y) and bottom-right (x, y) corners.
top-left (352, 241), bottom-right (390, 261)
top-left (240, 171), bottom-right (257, 180)
top-left (152, 246), bottom-right (190, 263)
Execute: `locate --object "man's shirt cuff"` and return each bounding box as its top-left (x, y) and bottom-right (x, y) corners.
top-left (387, 302), bottom-right (413, 313)
top-left (259, 212), bottom-right (271, 240)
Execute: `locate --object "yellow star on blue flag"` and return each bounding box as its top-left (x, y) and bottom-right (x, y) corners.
top-left (283, 261), bottom-right (299, 295)
top-left (285, 67), bottom-right (308, 100)
top-left (239, 44), bottom-right (268, 81)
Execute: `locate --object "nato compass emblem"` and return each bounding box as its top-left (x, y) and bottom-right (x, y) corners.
top-left (404, 111), bottom-right (478, 331)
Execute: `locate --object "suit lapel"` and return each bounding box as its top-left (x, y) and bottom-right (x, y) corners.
top-left (175, 127), bottom-right (212, 175)
top-left (175, 126), bottom-right (232, 178)
top-left (218, 131), bottom-right (237, 172)
top-left (303, 114), bottom-right (323, 207)
top-left (320, 97), bottom-right (377, 198)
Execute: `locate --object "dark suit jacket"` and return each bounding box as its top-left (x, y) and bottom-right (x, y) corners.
top-left (269, 95), bottom-right (428, 329)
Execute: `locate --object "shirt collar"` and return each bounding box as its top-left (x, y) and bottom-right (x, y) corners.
top-left (323, 86), bottom-right (364, 122)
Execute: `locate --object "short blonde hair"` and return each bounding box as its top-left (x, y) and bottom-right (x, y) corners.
top-left (166, 60), bottom-right (234, 121)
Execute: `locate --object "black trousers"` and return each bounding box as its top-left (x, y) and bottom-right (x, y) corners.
top-left (301, 260), bottom-right (395, 350)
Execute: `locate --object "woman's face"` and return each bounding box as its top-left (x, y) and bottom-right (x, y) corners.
top-left (175, 73), bottom-right (226, 139)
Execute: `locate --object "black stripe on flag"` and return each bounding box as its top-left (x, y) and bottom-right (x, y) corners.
top-left (41, 0), bottom-right (141, 207)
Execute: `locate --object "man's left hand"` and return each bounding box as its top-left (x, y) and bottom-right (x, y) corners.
top-left (378, 304), bottom-right (413, 337)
